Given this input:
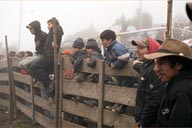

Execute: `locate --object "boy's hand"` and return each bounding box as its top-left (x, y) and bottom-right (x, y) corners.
top-left (52, 42), bottom-right (58, 48)
top-left (110, 63), bottom-right (115, 69)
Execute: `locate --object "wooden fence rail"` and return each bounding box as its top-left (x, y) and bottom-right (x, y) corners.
top-left (0, 56), bottom-right (139, 128)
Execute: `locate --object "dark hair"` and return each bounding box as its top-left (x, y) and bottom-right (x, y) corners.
top-left (158, 56), bottom-right (192, 70)
top-left (17, 51), bottom-right (25, 58)
top-left (9, 51), bottom-right (16, 57)
top-left (100, 29), bottom-right (116, 41)
top-left (25, 51), bottom-right (33, 57)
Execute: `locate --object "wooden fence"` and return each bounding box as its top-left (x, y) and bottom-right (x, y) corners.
top-left (0, 56), bottom-right (139, 128)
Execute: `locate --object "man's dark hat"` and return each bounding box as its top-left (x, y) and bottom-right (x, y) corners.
top-left (186, 3), bottom-right (192, 21)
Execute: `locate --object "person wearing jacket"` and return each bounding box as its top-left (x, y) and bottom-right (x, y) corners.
top-left (100, 29), bottom-right (131, 113)
top-left (30, 17), bottom-right (64, 100)
top-left (144, 39), bottom-right (192, 127)
top-left (132, 36), bottom-right (165, 127)
top-left (20, 20), bottom-right (47, 73)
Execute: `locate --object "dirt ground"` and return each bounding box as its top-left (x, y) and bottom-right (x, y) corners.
top-left (0, 109), bottom-right (44, 128)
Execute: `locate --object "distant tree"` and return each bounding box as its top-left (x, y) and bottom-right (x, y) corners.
top-left (113, 10), bottom-right (153, 32)
top-left (114, 14), bottom-right (127, 32)
top-left (173, 12), bottom-right (188, 26)
top-left (65, 24), bottom-right (99, 41)
top-left (133, 9), bottom-right (153, 29)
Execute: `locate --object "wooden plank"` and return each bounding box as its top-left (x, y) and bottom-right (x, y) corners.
top-left (0, 99), bottom-right (9, 106)
top-left (0, 61), bottom-right (8, 68)
top-left (63, 80), bottom-right (98, 99)
top-left (62, 99), bottom-right (98, 122)
top-left (62, 57), bottom-right (139, 77)
top-left (15, 86), bottom-right (32, 102)
top-left (16, 101), bottom-right (33, 118)
top-left (0, 73), bottom-right (9, 81)
top-left (62, 99), bottom-right (135, 127)
top-left (13, 72), bottom-right (31, 85)
top-left (103, 110), bottom-right (136, 128)
top-left (35, 111), bottom-right (54, 128)
top-left (17, 100), bottom-right (55, 128)
top-left (17, 99), bottom-right (54, 128)
top-left (104, 84), bottom-right (136, 107)
top-left (98, 60), bottom-right (104, 128)
top-left (34, 95), bottom-right (53, 112)
top-left (62, 120), bottom-right (86, 128)
top-left (0, 86), bottom-right (9, 94)
top-left (63, 80), bottom-right (136, 106)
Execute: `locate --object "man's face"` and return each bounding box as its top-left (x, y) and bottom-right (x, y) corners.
top-left (154, 58), bottom-right (182, 83)
top-left (101, 39), bottom-right (111, 48)
top-left (29, 28), bottom-right (35, 35)
top-left (135, 45), bottom-right (148, 61)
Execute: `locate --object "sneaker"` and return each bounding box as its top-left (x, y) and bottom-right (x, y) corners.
top-left (74, 73), bottom-right (85, 83)
top-left (83, 99), bottom-right (97, 107)
top-left (47, 81), bottom-right (55, 97)
top-left (112, 104), bottom-right (123, 113)
top-left (4, 110), bottom-right (9, 114)
top-left (71, 96), bottom-right (81, 103)
top-left (106, 104), bottom-right (118, 111)
top-left (48, 97), bottom-right (55, 104)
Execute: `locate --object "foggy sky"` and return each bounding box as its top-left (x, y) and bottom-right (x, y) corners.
top-left (0, 0), bottom-right (189, 52)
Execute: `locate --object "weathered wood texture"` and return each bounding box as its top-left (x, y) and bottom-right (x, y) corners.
top-left (0, 86), bottom-right (9, 94)
top-left (0, 99), bottom-right (9, 106)
top-left (62, 56), bottom-right (139, 77)
top-left (63, 80), bottom-right (136, 106)
top-left (0, 73), bottom-right (9, 81)
top-left (62, 99), bottom-right (135, 127)
top-left (0, 56), bottom-right (138, 128)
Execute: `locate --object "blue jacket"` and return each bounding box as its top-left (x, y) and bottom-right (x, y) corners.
top-left (104, 40), bottom-right (129, 69)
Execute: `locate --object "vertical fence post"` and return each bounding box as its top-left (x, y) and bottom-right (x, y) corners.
top-left (98, 60), bottom-right (105, 128)
top-left (58, 56), bottom-right (63, 128)
top-left (52, 19), bottom-right (61, 128)
top-left (30, 76), bottom-right (35, 124)
top-left (166, 0), bottom-right (173, 39)
top-left (5, 35), bottom-right (17, 124)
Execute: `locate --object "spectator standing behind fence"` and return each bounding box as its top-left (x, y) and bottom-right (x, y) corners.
top-left (132, 36), bottom-right (165, 127)
top-left (30, 17), bottom-right (64, 101)
top-left (78, 38), bottom-right (104, 83)
top-left (20, 20), bottom-right (47, 73)
top-left (144, 39), bottom-right (192, 127)
top-left (99, 29), bottom-right (131, 113)
top-left (70, 37), bottom-right (88, 83)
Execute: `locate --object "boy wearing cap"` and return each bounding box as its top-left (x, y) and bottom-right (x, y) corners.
top-left (144, 39), bottom-right (192, 127)
top-left (70, 37), bottom-right (88, 82)
top-left (132, 36), bottom-right (165, 127)
top-left (84, 38), bottom-right (103, 82)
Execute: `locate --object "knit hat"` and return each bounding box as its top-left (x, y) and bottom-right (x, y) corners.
top-left (86, 39), bottom-right (98, 49)
top-left (72, 37), bottom-right (85, 49)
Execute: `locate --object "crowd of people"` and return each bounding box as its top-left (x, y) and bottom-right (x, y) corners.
top-left (0, 2), bottom-right (192, 127)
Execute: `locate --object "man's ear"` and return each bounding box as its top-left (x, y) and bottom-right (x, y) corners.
top-left (175, 63), bottom-right (183, 70)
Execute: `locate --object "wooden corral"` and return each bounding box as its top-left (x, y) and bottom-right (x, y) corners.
top-left (0, 56), bottom-right (139, 128)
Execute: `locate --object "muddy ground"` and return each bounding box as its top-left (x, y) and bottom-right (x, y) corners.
top-left (0, 109), bottom-right (44, 128)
